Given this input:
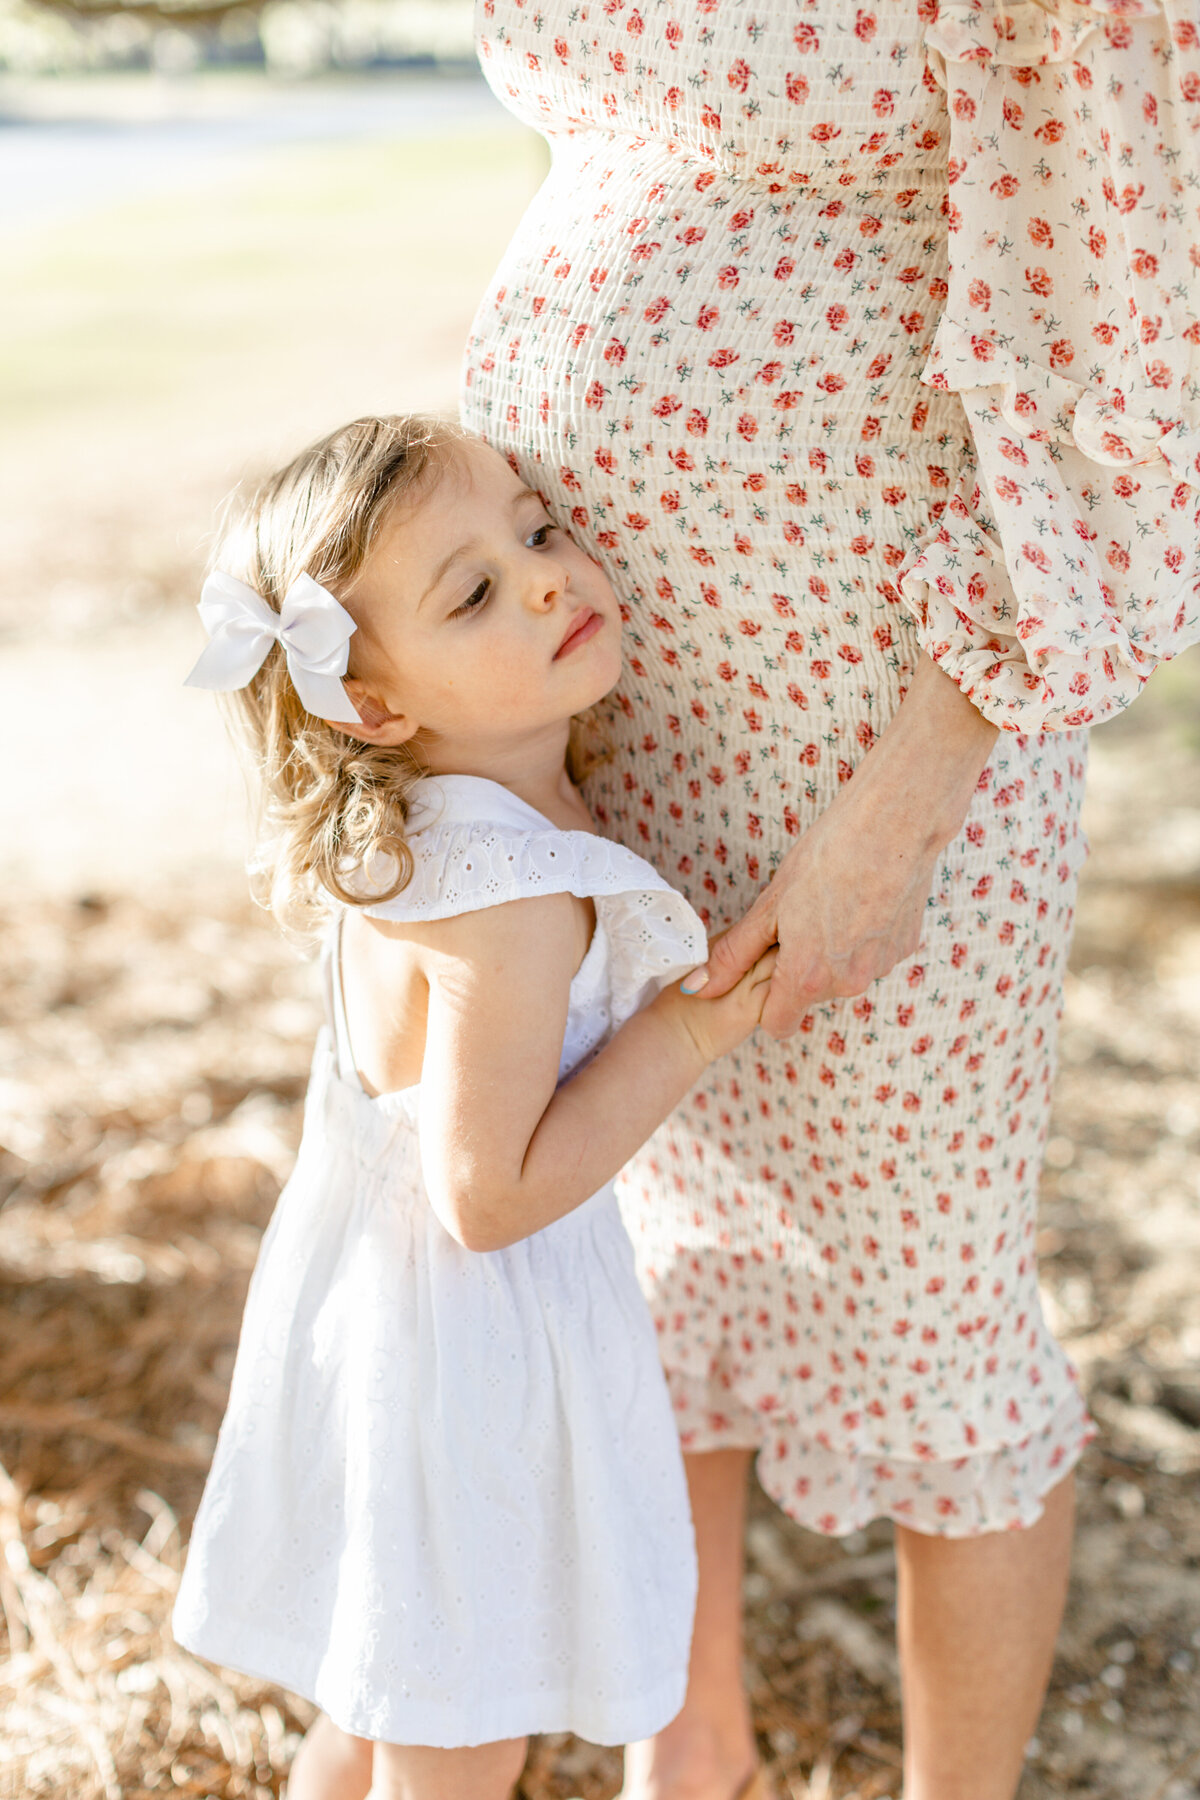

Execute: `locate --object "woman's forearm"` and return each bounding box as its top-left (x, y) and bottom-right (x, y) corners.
top-left (849, 653), bottom-right (999, 854)
top-left (699, 656), bottom-right (1000, 1023)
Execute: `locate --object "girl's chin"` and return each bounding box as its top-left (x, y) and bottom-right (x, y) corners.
top-left (580, 638), bottom-right (624, 693)
top-left (576, 665), bottom-right (624, 713)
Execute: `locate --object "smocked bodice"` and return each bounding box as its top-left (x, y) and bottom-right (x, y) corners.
top-left (469, 0), bottom-right (1200, 732)
top-left (478, 0), bottom-right (947, 186)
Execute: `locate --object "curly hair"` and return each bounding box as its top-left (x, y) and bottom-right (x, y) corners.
top-left (207, 413), bottom-right (461, 934)
top-left (204, 414), bottom-right (609, 934)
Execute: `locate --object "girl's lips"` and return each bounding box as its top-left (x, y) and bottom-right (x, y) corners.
top-left (554, 607), bottom-right (603, 658)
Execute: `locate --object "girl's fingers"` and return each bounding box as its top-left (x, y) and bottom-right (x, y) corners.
top-left (750, 945), bottom-right (779, 982)
top-left (691, 906), bottom-right (777, 999)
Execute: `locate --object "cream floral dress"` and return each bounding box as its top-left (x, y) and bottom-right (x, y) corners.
top-left (462, 0), bottom-right (1200, 1535)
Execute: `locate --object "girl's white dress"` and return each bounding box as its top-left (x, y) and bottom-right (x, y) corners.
top-left (172, 774), bottom-right (705, 1748)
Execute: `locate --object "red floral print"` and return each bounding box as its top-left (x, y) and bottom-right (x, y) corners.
top-left (461, 0), bottom-right (1118, 1536)
top-left (900, 0), bottom-right (1200, 731)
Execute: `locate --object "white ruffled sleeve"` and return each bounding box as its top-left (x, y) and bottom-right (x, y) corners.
top-left (897, 0), bottom-right (1200, 731)
top-left (357, 775), bottom-right (707, 1024)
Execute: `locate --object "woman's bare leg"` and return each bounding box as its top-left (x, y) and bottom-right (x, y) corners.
top-left (626, 1457), bottom-right (1075, 1800)
top-left (286, 1715), bottom-right (373, 1800)
top-left (896, 1471), bottom-right (1076, 1800)
top-left (370, 1736), bottom-right (527, 1800)
top-left (622, 1448), bottom-right (758, 1800)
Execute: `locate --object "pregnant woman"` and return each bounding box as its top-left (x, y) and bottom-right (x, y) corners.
top-left (462, 4), bottom-right (1199, 1796)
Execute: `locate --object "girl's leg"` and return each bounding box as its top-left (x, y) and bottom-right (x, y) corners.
top-left (896, 1470), bottom-right (1076, 1800)
top-left (621, 1448), bottom-right (758, 1800)
top-left (287, 1715), bottom-right (373, 1800)
top-left (371, 1736), bottom-right (528, 1800)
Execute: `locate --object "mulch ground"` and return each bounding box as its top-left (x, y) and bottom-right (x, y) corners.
top-left (2, 687), bottom-right (1199, 1800)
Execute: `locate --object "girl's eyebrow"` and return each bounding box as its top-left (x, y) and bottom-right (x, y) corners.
top-left (418, 488), bottom-right (545, 608)
top-left (419, 545), bottom-right (468, 608)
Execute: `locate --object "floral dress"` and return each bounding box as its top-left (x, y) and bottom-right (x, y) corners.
top-left (462, 0), bottom-right (1200, 1536)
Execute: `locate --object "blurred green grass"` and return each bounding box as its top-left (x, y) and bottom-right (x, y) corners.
top-left (1104, 648), bottom-right (1200, 754)
top-left (4, 129), bottom-right (543, 420)
top-left (0, 123), bottom-right (544, 627)
top-left (5, 134), bottom-right (543, 421)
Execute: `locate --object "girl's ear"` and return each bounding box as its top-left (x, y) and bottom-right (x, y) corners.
top-left (330, 680), bottom-right (421, 746)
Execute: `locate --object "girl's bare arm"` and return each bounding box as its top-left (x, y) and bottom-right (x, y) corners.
top-left (382, 896), bottom-right (771, 1251)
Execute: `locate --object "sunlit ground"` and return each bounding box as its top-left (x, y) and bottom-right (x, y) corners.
top-left (1, 75), bottom-right (544, 889)
top-left (1, 72), bottom-right (1199, 1800)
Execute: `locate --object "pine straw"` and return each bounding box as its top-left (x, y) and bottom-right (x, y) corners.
top-left (0, 889), bottom-right (903, 1800)
top-left (0, 1466), bottom-right (299, 1800)
top-left (3, 707), bottom-right (1200, 1800)
top-left (0, 891), bottom-right (316, 1800)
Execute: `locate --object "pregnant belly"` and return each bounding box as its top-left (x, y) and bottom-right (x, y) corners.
top-left (464, 130), bottom-right (968, 528)
top-left (462, 132), bottom-right (974, 831)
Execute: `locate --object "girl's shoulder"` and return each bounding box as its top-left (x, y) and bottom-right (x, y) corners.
top-left (358, 774), bottom-right (686, 928)
top-left (356, 774), bottom-right (708, 1022)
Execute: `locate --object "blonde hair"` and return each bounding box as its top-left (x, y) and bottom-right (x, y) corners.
top-left (210, 412), bottom-right (458, 934)
top-left (208, 413), bottom-right (608, 935)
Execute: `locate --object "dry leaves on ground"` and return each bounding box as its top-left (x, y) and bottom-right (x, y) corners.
top-left (1, 692), bottom-right (1199, 1800)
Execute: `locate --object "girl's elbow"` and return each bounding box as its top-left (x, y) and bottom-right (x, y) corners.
top-left (434, 1184), bottom-right (521, 1254)
top-left (453, 1215), bottom-right (512, 1254)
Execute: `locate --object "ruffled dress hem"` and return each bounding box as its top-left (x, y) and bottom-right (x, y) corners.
top-left (171, 1614), bottom-right (689, 1749)
top-left (669, 1375), bottom-right (1095, 1538)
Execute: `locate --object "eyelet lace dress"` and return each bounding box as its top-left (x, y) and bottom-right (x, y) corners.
top-left (173, 774), bottom-right (706, 1747)
top-left (460, 0), bottom-right (1197, 1536)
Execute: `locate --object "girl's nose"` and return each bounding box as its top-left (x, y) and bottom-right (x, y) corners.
top-left (527, 554), bottom-right (570, 610)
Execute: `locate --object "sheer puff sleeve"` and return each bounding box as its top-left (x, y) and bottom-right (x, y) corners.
top-left (896, 0), bottom-right (1200, 731)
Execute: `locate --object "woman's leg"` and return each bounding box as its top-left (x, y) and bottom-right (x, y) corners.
top-left (896, 1471), bottom-right (1076, 1800)
top-left (622, 1448), bottom-right (758, 1800)
top-left (287, 1715), bottom-right (373, 1799)
top-left (626, 1457), bottom-right (1075, 1800)
top-left (371, 1736), bottom-right (527, 1800)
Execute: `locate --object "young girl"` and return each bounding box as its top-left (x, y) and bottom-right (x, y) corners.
top-left (172, 415), bottom-right (776, 1800)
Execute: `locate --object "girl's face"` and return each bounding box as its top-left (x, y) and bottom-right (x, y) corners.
top-left (341, 440), bottom-right (622, 765)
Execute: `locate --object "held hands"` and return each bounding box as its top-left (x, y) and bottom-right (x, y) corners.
top-left (684, 659), bottom-right (1000, 1039)
top-left (662, 936), bottom-right (779, 1064)
top-left (691, 795), bottom-right (937, 1039)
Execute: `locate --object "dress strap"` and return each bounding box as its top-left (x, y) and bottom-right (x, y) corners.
top-left (325, 913), bottom-right (366, 1091)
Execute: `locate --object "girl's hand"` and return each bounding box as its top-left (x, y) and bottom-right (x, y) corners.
top-left (693, 657), bottom-right (999, 1038)
top-left (660, 938), bottom-right (778, 1063)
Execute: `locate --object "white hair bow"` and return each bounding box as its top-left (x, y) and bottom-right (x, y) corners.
top-left (184, 569), bottom-right (362, 724)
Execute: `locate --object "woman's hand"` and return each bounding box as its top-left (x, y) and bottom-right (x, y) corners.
top-left (696, 657), bottom-right (1000, 1037)
top-left (659, 940), bottom-right (779, 1063)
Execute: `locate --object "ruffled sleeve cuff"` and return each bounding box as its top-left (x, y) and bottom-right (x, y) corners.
top-left (354, 774), bottom-right (708, 1027)
top-left (896, 0), bottom-right (1200, 731)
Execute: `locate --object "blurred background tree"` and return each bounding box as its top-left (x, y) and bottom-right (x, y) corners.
top-left (0, 0), bottom-right (473, 76)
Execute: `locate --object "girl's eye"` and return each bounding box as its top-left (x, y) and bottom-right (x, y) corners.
top-left (526, 523), bottom-right (553, 548)
top-left (451, 579), bottom-right (490, 619)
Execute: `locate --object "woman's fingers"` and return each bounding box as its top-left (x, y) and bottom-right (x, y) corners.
top-left (758, 933), bottom-right (888, 1037)
top-left (751, 945), bottom-right (780, 982)
top-left (686, 906), bottom-right (778, 999)
top-left (758, 941), bottom-right (828, 1038)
